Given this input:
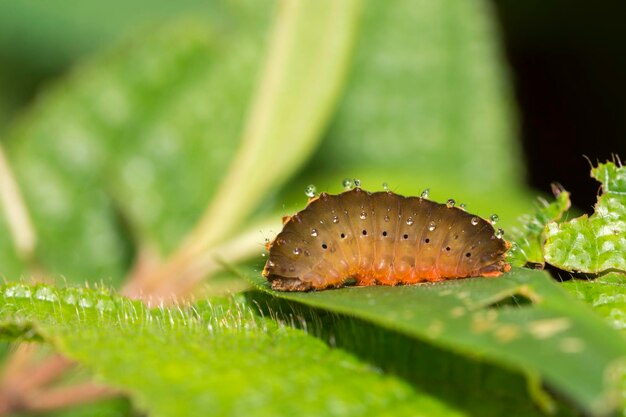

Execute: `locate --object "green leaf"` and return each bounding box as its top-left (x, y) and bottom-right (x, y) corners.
top-left (246, 268), bottom-right (626, 416)
top-left (562, 274), bottom-right (626, 333)
top-left (544, 161), bottom-right (626, 274)
top-left (508, 184), bottom-right (571, 267)
top-left (305, 0), bottom-right (522, 191)
top-left (0, 283), bottom-right (466, 417)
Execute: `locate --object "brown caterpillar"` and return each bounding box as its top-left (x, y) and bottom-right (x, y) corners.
top-left (263, 187), bottom-right (511, 291)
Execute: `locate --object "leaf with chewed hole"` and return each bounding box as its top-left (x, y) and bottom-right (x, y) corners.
top-left (246, 267), bottom-right (626, 416)
top-left (0, 283), bottom-right (467, 417)
top-left (544, 162), bottom-right (626, 274)
top-left (507, 184), bottom-right (571, 267)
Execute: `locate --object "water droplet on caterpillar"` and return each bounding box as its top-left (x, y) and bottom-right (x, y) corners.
top-left (471, 217), bottom-right (480, 226)
top-left (304, 184), bottom-right (317, 198)
top-left (428, 221), bottom-right (437, 231)
top-left (406, 217), bottom-right (414, 225)
top-left (459, 203), bottom-right (466, 210)
top-left (359, 211), bottom-right (367, 220)
top-left (342, 178), bottom-right (354, 190)
top-left (495, 228), bottom-right (505, 239)
top-left (310, 228), bottom-right (318, 237)
top-left (446, 199), bottom-right (456, 208)
top-left (354, 179), bottom-right (362, 188)
top-left (384, 215), bottom-right (390, 222)
top-left (382, 182), bottom-right (389, 191)
top-left (293, 248), bottom-right (302, 255)
top-left (332, 216), bottom-right (339, 223)
top-left (490, 214), bottom-right (499, 225)
top-left (421, 189), bottom-right (430, 199)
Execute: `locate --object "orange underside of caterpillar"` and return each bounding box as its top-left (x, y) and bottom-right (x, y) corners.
top-left (263, 256), bottom-right (510, 291)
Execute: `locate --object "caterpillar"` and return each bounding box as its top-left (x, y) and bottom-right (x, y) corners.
top-left (263, 186), bottom-right (511, 291)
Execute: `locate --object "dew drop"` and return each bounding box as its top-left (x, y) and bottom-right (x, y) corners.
top-left (406, 217), bottom-right (414, 226)
top-left (360, 211), bottom-right (367, 220)
top-left (428, 221), bottom-right (436, 231)
top-left (35, 286), bottom-right (57, 302)
top-left (471, 217), bottom-right (480, 226)
top-left (495, 228), bottom-right (505, 239)
top-left (293, 248), bottom-right (302, 255)
top-left (332, 216), bottom-right (339, 224)
top-left (490, 214), bottom-right (499, 225)
top-left (96, 299), bottom-right (114, 313)
top-left (421, 188), bottom-right (430, 199)
top-left (304, 184), bottom-right (317, 198)
top-left (459, 203), bottom-right (467, 210)
top-left (446, 199), bottom-right (456, 208)
top-left (79, 296), bottom-right (93, 308)
top-left (382, 182), bottom-right (389, 191)
top-left (310, 228), bottom-right (318, 237)
top-left (342, 178), bottom-right (354, 190)
top-left (63, 292), bottom-right (78, 305)
top-left (268, 260), bottom-right (276, 267)
top-left (4, 284), bottom-right (31, 298)
top-left (354, 179), bottom-right (361, 187)
top-left (384, 215), bottom-right (390, 222)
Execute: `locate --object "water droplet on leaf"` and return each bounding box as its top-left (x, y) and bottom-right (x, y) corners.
top-left (35, 286), bottom-right (57, 302)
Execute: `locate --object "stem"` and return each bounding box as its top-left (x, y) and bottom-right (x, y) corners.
top-left (122, 218), bottom-right (279, 302)
top-left (0, 145), bottom-right (37, 263)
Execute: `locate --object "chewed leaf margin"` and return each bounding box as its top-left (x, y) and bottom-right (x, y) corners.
top-left (508, 183), bottom-right (571, 268)
top-left (544, 161), bottom-right (626, 274)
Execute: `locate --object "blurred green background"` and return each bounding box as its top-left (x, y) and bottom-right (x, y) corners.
top-left (1, 0), bottom-right (624, 206)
